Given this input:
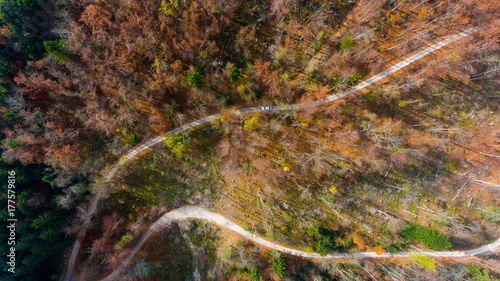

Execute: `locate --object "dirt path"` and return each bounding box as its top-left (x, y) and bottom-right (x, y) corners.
top-left (100, 206), bottom-right (500, 280)
top-left (62, 28), bottom-right (479, 281)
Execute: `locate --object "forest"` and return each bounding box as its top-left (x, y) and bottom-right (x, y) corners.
top-left (0, 0), bottom-right (499, 280)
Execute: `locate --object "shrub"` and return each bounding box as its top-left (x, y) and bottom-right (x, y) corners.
top-left (465, 265), bottom-right (496, 281)
top-left (402, 224), bottom-right (451, 250)
top-left (244, 115), bottom-right (259, 130)
top-left (352, 234), bottom-right (366, 250)
top-left (160, 0), bottom-right (186, 17)
top-left (269, 251), bottom-right (286, 278)
top-left (185, 71), bottom-right (203, 89)
top-left (411, 254), bottom-right (436, 271)
top-left (0, 61), bottom-right (11, 77)
top-left (228, 67), bottom-right (241, 84)
top-left (165, 133), bottom-right (189, 158)
top-left (387, 246), bottom-right (397, 254)
top-left (386, 243), bottom-right (402, 254)
top-left (0, 84), bottom-right (8, 104)
top-left (3, 108), bottom-right (14, 120)
top-left (339, 36), bottom-right (353, 51)
top-left (374, 245), bottom-right (386, 255)
top-left (314, 236), bottom-right (331, 256)
top-left (213, 5), bottom-right (222, 14)
top-left (248, 269), bottom-right (259, 281)
top-left (115, 233), bottom-right (134, 250)
top-left (238, 84), bottom-right (246, 99)
top-left (43, 40), bottom-right (67, 62)
top-left (128, 133), bottom-right (140, 144)
top-left (7, 139), bottom-right (20, 149)
top-left (346, 73), bottom-right (362, 86)
top-left (329, 186), bottom-right (337, 194)
top-left (42, 174), bottom-right (54, 183)
top-left (477, 207), bottom-right (500, 222)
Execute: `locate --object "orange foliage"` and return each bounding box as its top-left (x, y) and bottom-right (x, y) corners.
top-left (352, 234), bottom-right (366, 251)
top-left (80, 4), bottom-right (112, 32)
top-left (374, 245), bottom-right (386, 255)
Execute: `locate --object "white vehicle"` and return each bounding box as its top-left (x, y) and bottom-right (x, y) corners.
top-left (261, 106), bottom-right (272, 111)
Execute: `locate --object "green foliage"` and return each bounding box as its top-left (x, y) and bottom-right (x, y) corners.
top-left (411, 254), bottom-right (436, 271)
top-left (228, 67), bottom-right (241, 84)
top-left (477, 207), bottom-right (500, 222)
top-left (402, 223), bottom-right (451, 250)
top-left (160, 0), bottom-right (187, 17)
top-left (213, 4), bottom-right (222, 14)
top-left (346, 73), bottom-right (362, 86)
top-left (248, 268), bottom-right (259, 281)
top-left (465, 265), bottom-right (497, 281)
top-left (385, 240), bottom-right (404, 254)
top-left (164, 104), bottom-right (176, 115)
top-left (309, 225), bottom-right (343, 254)
top-left (386, 245), bottom-right (398, 254)
top-left (0, 157), bottom-right (75, 281)
top-left (42, 173), bottom-right (54, 183)
top-left (314, 236), bottom-right (331, 256)
top-left (0, 0), bottom-right (40, 32)
top-left (445, 160), bottom-right (457, 172)
top-left (185, 71), bottom-right (204, 89)
top-left (165, 133), bottom-right (189, 158)
top-left (43, 40), bottom-right (67, 62)
top-left (0, 61), bottom-right (11, 77)
top-left (3, 108), bottom-right (15, 120)
top-left (269, 251), bottom-right (287, 278)
top-left (115, 232), bottom-right (135, 250)
top-left (238, 84), bottom-right (247, 100)
top-left (128, 133), bottom-right (140, 144)
top-left (0, 0), bottom-right (45, 61)
top-left (244, 115), bottom-right (259, 130)
top-left (339, 36), bottom-right (353, 51)
top-left (335, 235), bottom-right (353, 251)
top-left (241, 222), bottom-right (251, 231)
top-left (0, 83), bottom-right (9, 104)
top-left (31, 211), bottom-right (58, 230)
top-left (7, 139), bottom-right (19, 149)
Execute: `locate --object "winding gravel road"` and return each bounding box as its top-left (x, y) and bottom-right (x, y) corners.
top-left (63, 28), bottom-right (490, 281)
top-left (101, 206), bottom-right (500, 281)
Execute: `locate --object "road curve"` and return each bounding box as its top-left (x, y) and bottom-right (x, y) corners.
top-left (63, 28), bottom-right (479, 281)
top-left (101, 206), bottom-right (500, 280)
